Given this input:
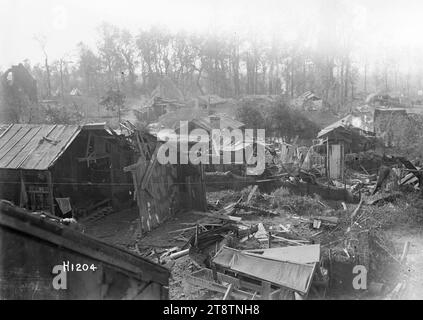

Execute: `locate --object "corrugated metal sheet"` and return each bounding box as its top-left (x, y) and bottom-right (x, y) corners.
top-left (0, 124), bottom-right (81, 170)
top-left (213, 247), bottom-right (316, 294)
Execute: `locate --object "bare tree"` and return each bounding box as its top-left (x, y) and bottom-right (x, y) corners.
top-left (34, 35), bottom-right (51, 98)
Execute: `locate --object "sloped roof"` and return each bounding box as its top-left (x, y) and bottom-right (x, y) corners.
top-left (318, 113), bottom-right (374, 138)
top-left (0, 200), bottom-right (170, 285)
top-left (299, 91), bottom-right (321, 101)
top-left (156, 107), bottom-right (207, 129)
top-left (0, 124), bottom-right (82, 170)
top-left (213, 246), bottom-right (316, 294)
top-left (198, 94), bottom-right (227, 106)
top-left (193, 114), bottom-right (245, 131)
top-left (151, 77), bottom-right (184, 102)
top-left (317, 115), bottom-right (352, 138)
top-left (243, 244), bottom-right (321, 264)
top-left (70, 88), bottom-right (82, 96)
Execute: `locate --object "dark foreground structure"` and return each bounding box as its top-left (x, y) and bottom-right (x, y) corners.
top-left (0, 200), bottom-right (170, 300)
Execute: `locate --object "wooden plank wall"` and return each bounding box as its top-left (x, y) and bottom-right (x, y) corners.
top-left (126, 134), bottom-right (207, 235)
top-left (131, 159), bottom-right (180, 233)
top-left (328, 144), bottom-right (345, 181)
top-left (0, 216), bottom-right (169, 300)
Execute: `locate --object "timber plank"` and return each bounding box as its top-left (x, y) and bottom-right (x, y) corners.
top-left (0, 126), bottom-right (34, 165)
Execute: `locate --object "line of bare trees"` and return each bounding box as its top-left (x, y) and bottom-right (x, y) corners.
top-left (20, 16), bottom-right (423, 112)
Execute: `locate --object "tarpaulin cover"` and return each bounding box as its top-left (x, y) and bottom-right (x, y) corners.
top-left (243, 244), bottom-right (320, 264)
top-left (213, 247), bottom-right (316, 294)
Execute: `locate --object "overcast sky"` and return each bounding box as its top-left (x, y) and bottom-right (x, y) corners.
top-left (2, 0), bottom-right (423, 69)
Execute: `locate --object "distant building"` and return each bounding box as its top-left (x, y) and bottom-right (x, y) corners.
top-left (197, 94), bottom-right (227, 112)
top-left (0, 123), bottom-right (134, 216)
top-left (293, 91), bottom-right (323, 111)
top-left (70, 88), bottom-right (82, 96)
top-left (318, 114), bottom-right (376, 154)
top-left (0, 64), bottom-right (38, 122)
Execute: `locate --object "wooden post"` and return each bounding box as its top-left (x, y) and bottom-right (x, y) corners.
top-left (110, 156), bottom-right (115, 209)
top-left (46, 171), bottom-right (55, 216)
top-left (261, 281), bottom-right (271, 300)
top-left (200, 164), bottom-right (207, 211)
top-left (19, 170), bottom-right (25, 208)
top-left (212, 263), bottom-right (219, 283)
top-left (223, 283), bottom-right (234, 300)
top-left (85, 132), bottom-right (92, 168)
top-left (186, 176), bottom-right (192, 209)
top-left (131, 171), bottom-right (143, 237)
top-left (195, 224), bottom-right (199, 247)
top-left (268, 231), bottom-right (272, 248)
top-left (70, 150), bottom-right (78, 192)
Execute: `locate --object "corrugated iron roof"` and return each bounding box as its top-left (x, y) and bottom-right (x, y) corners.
top-left (0, 124), bottom-right (82, 170)
top-left (317, 115), bottom-right (352, 138)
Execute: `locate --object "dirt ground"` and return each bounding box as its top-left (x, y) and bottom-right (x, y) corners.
top-left (81, 208), bottom-right (140, 249)
top-left (81, 207), bottom-right (223, 299)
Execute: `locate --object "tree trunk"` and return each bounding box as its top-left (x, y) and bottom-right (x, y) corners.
top-left (364, 61), bottom-right (367, 96)
top-left (290, 58), bottom-right (295, 98)
top-left (45, 57), bottom-right (51, 98)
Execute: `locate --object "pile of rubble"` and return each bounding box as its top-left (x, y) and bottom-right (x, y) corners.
top-left (138, 176), bottom-right (422, 300)
top-left (132, 136), bottom-right (423, 300)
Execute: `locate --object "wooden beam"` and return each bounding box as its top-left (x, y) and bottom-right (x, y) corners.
top-left (223, 283), bottom-right (234, 300)
top-left (85, 132), bottom-right (92, 157)
top-left (261, 281), bottom-right (271, 300)
top-left (270, 234), bottom-right (306, 246)
top-left (140, 145), bottom-right (159, 190)
top-left (124, 160), bottom-right (143, 172)
top-left (77, 153), bottom-right (110, 162)
top-left (131, 170), bottom-right (144, 236)
top-left (19, 170), bottom-right (25, 208)
top-left (351, 199), bottom-right (364, 221)
top-left (168, 226), bottom-right (197, 234)
top-left (169, 249), bottom-right (189, 260)
top-left (246, 185), bottom-right (258, 204)
top-left (110, 157), bottom-right (115, 207)
top-left (191, 211), bottom-right (241, 222)
top-left (269, 288), bottom-right (283, 300)
top-left (186, 272), bottom-right (259, 300)
top-left (400, 241), bottom-right (411, 264)
top-left (268, 231), bottom-right (272, 248)
top-left (136, 133), bottom-right (146, 161)
top-left (46, 171), bottom-right (55, 216)
top-left (186, 176), bottom-right (192, 209)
